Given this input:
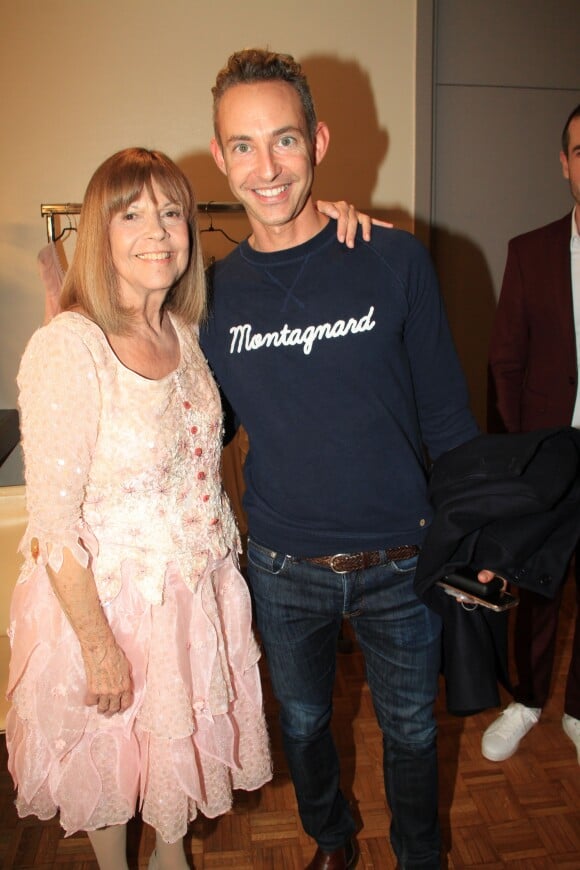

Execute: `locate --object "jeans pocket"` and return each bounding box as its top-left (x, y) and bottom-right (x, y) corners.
top-left (390, 555), bottom-right (419, 576)
top-left (247, 538), bottom-right (287, 575)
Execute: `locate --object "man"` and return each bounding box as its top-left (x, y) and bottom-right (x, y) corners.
top-left (201, 49), bottom-right (479, 870)
top-left (483, 104), bottom-right (580, 764)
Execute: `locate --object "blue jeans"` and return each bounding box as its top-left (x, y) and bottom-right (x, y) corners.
top-left (247, 538), bottom-right (442, 869)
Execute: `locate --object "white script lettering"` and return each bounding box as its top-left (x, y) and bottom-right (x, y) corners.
top-left (228, 306), bottom-right (376, 356)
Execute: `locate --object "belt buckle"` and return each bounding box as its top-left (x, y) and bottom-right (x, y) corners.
top-left (330, 553), bottom-right (352, 574)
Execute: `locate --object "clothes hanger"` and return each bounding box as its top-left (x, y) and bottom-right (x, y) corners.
top-left (199, 203), bottom-right (240, 245)
top-left (53, 212), bottom-right (77, 243)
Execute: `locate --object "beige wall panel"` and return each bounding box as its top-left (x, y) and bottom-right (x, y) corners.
top-left (436, 0), bottom-right (580, 87)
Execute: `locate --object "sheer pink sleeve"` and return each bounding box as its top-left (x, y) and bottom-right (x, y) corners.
top-left (17, 320), bottom-right (100, 572)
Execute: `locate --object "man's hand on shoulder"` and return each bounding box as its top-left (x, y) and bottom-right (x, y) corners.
top-left (316, 200), bottom-right (393, 248)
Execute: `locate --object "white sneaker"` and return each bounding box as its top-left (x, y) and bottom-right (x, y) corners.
top-left (481, 702), bottom-right (541, 761)
top-left (562, 713), bottom-right (580, 763)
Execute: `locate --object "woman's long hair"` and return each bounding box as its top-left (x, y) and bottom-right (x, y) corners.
top-left (60, 147), bottom-right (206, 333)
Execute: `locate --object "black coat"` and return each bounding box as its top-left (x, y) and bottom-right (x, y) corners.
top-left (415, 427), bottom-right (580, 715)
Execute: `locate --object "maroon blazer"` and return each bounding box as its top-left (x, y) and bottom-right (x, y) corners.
top-left (489, 212), bottom-right (576, 432)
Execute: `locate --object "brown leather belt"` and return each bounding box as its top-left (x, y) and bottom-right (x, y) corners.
top-left (303, 545), bottom-right (420, 574)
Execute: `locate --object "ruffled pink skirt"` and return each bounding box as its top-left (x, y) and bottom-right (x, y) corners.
top-left (6, 554), bottom-right (272, 842)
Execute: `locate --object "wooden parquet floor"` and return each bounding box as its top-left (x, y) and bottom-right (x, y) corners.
top-left (1, 578), bottom-right (578, 869)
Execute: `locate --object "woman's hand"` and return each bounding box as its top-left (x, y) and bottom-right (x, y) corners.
top-left (82, 640), bottom-right (134, 715)
top-left (46, 546), bottom-right (134, 716)
top-left (316, 199), bottom-right (393, 248)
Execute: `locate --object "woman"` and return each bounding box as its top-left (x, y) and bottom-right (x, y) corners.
top-left (7, 148), bottom-right (272, 870)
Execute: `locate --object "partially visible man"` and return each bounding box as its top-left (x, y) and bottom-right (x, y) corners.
top-left (201, 49), bottom-right (479, 869)
top-left (483, 104), bottom-right (580, 764)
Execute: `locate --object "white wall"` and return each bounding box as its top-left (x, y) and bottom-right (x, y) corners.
top-left (0, 1), bottom-right (418, 486)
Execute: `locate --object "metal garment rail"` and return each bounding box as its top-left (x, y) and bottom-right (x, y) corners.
top-left (40, 201), bottom-right (245, 243)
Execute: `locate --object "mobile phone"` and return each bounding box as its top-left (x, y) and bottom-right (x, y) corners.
top-left (436, 568), bottom-right (518, 612)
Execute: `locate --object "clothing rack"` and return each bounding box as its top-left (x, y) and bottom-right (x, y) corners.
top-left (41, 201), bottom-right (245, 243)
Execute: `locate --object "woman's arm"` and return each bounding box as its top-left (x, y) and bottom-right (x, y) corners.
top-left (316, 199), bottom-right (392, 247)
top-left (46, 546), bottom-right (133, 714)
top-left (18, 321), bottom-right (132, 714)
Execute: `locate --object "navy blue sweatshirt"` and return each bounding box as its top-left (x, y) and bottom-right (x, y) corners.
top-left (200, 221), bottom-right (478, 556)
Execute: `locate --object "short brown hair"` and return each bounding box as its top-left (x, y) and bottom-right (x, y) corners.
top-left (212, 48), bottom-right (317, 145)
top-left (60, 147), bottom-right (206, 333)
top-left (561, 103), bottom-right (580, 155)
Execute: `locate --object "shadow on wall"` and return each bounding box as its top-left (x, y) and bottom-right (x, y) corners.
top-left (429, 222), bottom-right (497, 431)
top-left (299, 55), bottom-right (390, 221)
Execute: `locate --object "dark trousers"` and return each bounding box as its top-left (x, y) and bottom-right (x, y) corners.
top-left (514, 542), bottom-right (580, 718)
top-left (246, 538), bottom-right (442, 869)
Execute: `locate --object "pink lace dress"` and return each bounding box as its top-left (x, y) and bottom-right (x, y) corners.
top-left (6, 312), bottom-right (271, 842)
